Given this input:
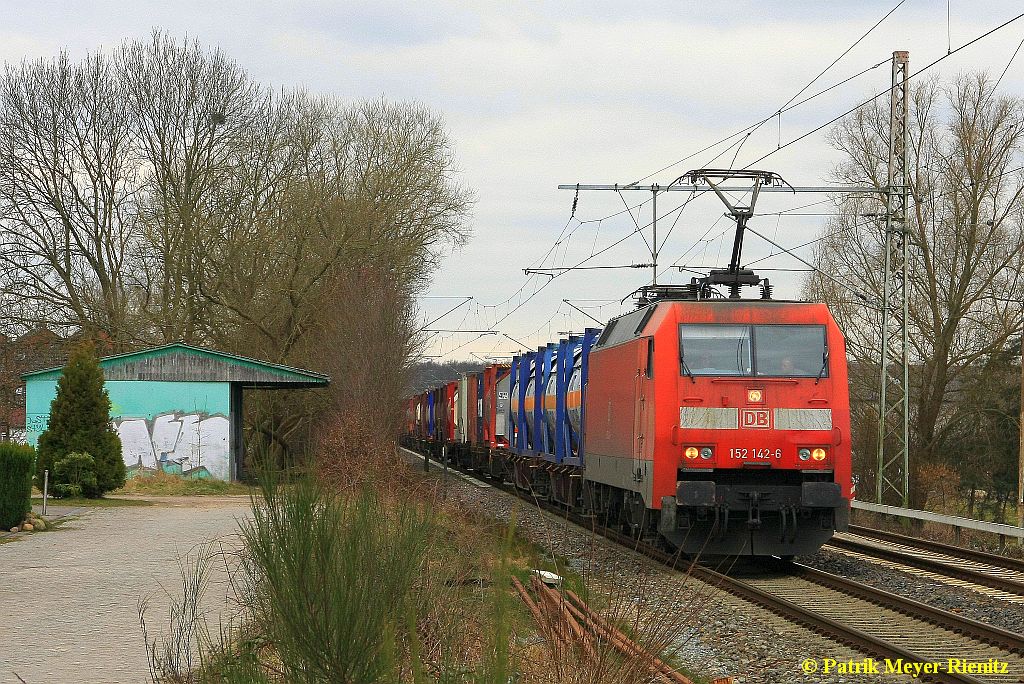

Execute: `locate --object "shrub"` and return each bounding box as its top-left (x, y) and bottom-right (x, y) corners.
top-left (52, 483), bottom-right (83, 499)
top-left (36, 342), bottom-right (124, 495)
top-left (0, 442), bottom-right (34, 529)
top-left (243, 479), bottom-right (434, 682)
top-left (140, 478), bottom-right (441, 683)
top-left (54, 452), bottom-right (99, 499)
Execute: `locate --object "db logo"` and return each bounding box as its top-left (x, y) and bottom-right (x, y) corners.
top-left (740, 409), bottom-right (770, 429)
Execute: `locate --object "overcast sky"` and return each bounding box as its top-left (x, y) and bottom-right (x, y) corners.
top-left (2, 1), bottom-right (1023, 360)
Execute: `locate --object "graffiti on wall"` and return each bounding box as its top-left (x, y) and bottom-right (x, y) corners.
top-left (114, 412), bottom-right (230, 481)
top-left (26, 414), bottom-right (48, 433)
top-left (4, 429), bottom-right (27, 445)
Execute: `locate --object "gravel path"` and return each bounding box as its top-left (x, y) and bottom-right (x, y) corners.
top-left (0, 496), bottom-right (251, 684)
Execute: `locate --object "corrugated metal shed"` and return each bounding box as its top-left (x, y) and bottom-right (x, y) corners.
top-left (23, 343), bottom-right (329, 482)
top-left (22, 343), bottom-right (330, 388)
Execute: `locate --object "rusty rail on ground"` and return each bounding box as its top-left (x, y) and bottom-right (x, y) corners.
top-left (512, 574), bottom-right (700, 684)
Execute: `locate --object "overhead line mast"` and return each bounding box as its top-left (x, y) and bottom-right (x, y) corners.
top-left (876, 50), bottom-right (912, 508)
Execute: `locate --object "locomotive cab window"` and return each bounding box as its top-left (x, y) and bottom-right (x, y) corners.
top-left (679, 325), bottom-right (752, 376)
top-left (679, 324), bottom-right (827, 378)
top-left (754, 325), bottom-right (827, 377)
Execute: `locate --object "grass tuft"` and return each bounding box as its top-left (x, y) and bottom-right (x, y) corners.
top-left (33, 495), bottom-right (153, 507)
top-left (115, 472), bottom-right (253, 496)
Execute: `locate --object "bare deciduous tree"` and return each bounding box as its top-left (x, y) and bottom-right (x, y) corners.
top-left (804, 74), bottom-right (1024, 506)
top-left (0, 33), bottom-right (473, 458)
top-left (121, 31), bottom-right (268, 345)
top-left (0, 52), bottom-right (140, 344)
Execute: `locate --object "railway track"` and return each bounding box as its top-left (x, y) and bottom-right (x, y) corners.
top-left (825, 528), bottom-right (1024, 602)
top-left (848, 525), bottom-right (1024, 573)
top-left (401, 445), bottom-right (1024, 683)
top-left (600, 527), bottom-right (1024, 684)
top-left (738, 563), bottom-right (1024, 683)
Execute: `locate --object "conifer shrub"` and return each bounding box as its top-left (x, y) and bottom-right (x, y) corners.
top-left (36, 343), bottom-right (124, 496)
top-left (54, 452), bottom-right (99, 499)
top-left (52, 483), bottom-right (83, 499)
top-left (0, 442), bottom-right (34, 529)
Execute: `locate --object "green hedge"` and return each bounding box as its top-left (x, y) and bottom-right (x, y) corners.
top-left (0, 442), bottom-right (34, 529)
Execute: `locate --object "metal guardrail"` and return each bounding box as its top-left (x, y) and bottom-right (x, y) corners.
top-left (852, 500), bottom-right (1024, 544)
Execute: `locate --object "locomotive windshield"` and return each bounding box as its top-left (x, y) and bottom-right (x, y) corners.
top-left (753, 325), bottom-right (827, 377)
top-left (678, 325), bottom-right (752, 376)
top-left (679, 324), bottom-right (827, 378)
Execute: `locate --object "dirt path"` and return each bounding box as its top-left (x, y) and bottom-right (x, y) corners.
top-left (0, 496), bottom-right (251, 684)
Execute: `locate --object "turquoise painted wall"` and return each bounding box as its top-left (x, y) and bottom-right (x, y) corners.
top-left (26, 379), bottom-right (233, 481)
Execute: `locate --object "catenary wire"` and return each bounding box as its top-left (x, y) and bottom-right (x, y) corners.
top-left (742, 11), bottom-right (1024, 170)
top-left (463, 5), bottom-right (911, 335)
top-left (436, 10), bottom-right (1024, 359)
top-left (632, 2), bottom-right (906, 184)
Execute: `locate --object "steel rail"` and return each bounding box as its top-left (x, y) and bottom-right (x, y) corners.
top-left (781, 561), bottom-right (1024, 654)
top-left (586, 523), bottom-right (997, 684)
top-left (827, 535), bottom-right (1024, 597)
top-left (848, 525), bottom-right (1024, 574)
top-left (594, 523), bottom-right (1020, 682)
top-left (399, 444), bottom-right (1021, 684)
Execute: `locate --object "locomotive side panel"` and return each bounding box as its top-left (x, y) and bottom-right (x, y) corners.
top-left (583, 337), bottom-right (653, 500)
top-left (825, 325), bottom-right (852, 500)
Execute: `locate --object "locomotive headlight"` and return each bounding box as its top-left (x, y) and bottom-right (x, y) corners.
top-left (747, 389), bottom-right (763, 403)
top-left (812, 448), bottom-right (827, 461)
top-left (700, 447), bottom-right (713, 460)
top-left (798, 448), bottom-right (811, 461)
top-left (684, 447), bottom-right (699, 459)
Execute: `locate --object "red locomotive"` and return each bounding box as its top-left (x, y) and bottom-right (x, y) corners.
top-left (406, 170), bottom-right (852, 557)
top-left (580, 296), bottom-right (850, 556)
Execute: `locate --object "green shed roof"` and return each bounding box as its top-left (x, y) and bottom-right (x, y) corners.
top-left (22, 342), bottom-right (330, 388)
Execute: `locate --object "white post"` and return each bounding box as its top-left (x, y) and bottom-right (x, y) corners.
top-left (442, 442), bottom-right (449, 501)
top-left (42, 469), bottom-right (49, 516)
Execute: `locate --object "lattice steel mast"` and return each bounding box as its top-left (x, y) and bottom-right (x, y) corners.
top-left (876, 51), bottom-right (911, 507)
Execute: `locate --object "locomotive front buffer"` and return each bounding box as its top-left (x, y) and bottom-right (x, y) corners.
top-left (662, 477), bottom-right (848, 557)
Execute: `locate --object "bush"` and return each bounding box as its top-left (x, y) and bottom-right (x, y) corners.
top-left (36, 342), bottom-right (124, 495)
top-left (140, 478), bottom-right (441, 683)
top-left (243, 479), bottom-right (434, 682)
top-left (54, 452), bottom-right (99, 499)
top-left (0, 442), bottom-right (34, 529)
top-left (52, 483), bottom-right (83, 499)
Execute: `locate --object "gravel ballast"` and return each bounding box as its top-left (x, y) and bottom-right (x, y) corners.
top-left (801, 548), bottom-right (1024, 635)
